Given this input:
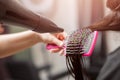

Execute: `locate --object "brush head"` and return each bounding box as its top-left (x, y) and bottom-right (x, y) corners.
top-left (66, 28), bottom-right (98, 56)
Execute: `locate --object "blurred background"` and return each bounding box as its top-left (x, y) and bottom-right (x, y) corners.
top-left (0, 0), bottom-right (120, 80)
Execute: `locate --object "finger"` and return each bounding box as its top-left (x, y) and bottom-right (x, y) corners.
top-left (56, 32), bottom-right (67, 40)
top-left (49, 36), bottom-right (63, 47)
top-left (49, 48), bottom-right (62, 53)
top-left (49, 32), bottom-right (67, 46)
top-left (59, 50), bottom-right (64, 56)
top-left (53, 32), bottom-right (67, 40)
top-left (42, 33), bottom-right (64, 47)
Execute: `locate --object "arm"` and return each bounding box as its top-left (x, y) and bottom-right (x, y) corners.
top-left (0, 31), bottom-right (39, 58)
top-left (0, 31), bottom-right (63, 58)
top-left (88, 12), bottom-right (117, 31)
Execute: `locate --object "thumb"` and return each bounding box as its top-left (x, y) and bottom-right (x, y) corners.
top-left (49, 32), bottom-right (67, 46)
top-left (40, 33), bottom-right (63, 47)
top-left (48, 36), bottom-right (63, 47)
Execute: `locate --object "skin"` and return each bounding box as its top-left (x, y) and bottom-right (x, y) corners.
top-left (88, 0), bottom-right (120, 31)
top-left (0, 24), bottom-right (66, 58)
top-left (49, 32), bottom-right (67, 55)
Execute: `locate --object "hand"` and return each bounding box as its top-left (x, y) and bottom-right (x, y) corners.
top-left (36, 32), bottom-right (67, 55)
top-left (0, 30), bottom-right (66, 58)
top-left (48, 32), bottom-right (67, 56)
top-left (88, 12), bottom-right (120, 31)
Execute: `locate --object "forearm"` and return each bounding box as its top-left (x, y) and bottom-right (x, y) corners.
top-left (0, 31), bottom-right (39, 58)
top-left (88, 12), bottom-right (116, 31)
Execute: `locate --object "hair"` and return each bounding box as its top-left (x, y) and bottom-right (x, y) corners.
top-left (66, 54), bottom-right (87, 80)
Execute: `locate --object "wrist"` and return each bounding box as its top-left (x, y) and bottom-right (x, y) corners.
top-left (27, 31), bottom-right (41, 43)
top-left (32, 31), bottom-right (44, 43)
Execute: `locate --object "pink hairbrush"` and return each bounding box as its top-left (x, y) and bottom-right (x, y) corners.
top-left (46, 28), bottom-right (98, 56)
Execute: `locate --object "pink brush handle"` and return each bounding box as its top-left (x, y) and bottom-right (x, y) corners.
top-left (46, 44), bottom-right (60, 50)
top-left (83, 31), bottom-right (98, 56)
top-left (46, 44), bottom-right (66, 56)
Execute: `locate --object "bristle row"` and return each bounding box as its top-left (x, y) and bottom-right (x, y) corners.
top-left (66, 28), bottom-right (92, 55)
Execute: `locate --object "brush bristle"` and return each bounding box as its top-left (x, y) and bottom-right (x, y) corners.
top-left (66, 28), bottom-right (93, 55)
